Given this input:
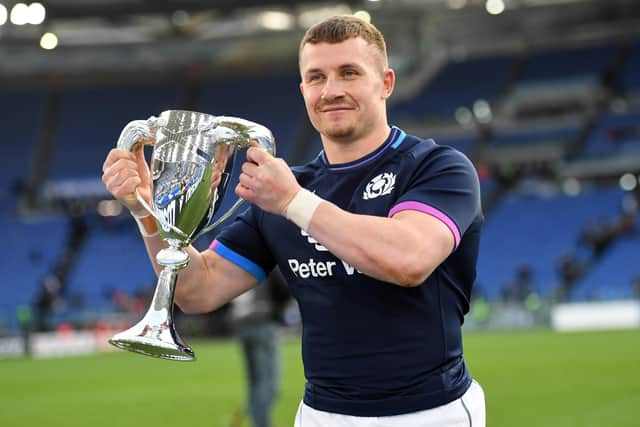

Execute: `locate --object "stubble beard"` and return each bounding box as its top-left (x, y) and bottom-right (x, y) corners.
top-left (318, 112), bottom-right (360, 141)
top-left (323, 122), bottom-right (356, 140)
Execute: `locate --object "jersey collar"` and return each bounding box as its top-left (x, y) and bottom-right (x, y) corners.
top-left (320, 126), bottom-right (407, 172)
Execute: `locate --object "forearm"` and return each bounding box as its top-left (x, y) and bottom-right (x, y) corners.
top-left (233, 145), bottom-right (457, 287)
top-left (306, 201), bottom-right (445, 286)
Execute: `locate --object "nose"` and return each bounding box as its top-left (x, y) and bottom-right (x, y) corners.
top-left (321, 75), bottom-right (344, 100)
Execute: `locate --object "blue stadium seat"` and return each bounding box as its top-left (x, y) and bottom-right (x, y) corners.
top-left (519, 44), bottom-right (619, 82)
top-left (570, 236), bottom-right (639, 301)
top-left (582, 111), bottom-right (640, 158)
top-left (1, 214), bottom-right (67, 332)
top-left (618, 41), bottom-right (640, 96)
top-left (490, 123), bottom-right (581, 146)
top-left (0, 90), bottom-right (47, 193)
top-left (50, 83), bottom-right (183, 179)
top-left (476, 186), bottom-right (628, 300)
top-left (501, 44), bottom-right (620, 118)
top-left (391, 54), bottom-right (515, 121)
top-left (0, 89), bottom-right (57, 332)
top-left (65, 224), bottom-right (155, 308)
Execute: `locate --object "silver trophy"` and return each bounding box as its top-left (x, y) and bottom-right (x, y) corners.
top-left (108, 110), bottom-right (275, 361)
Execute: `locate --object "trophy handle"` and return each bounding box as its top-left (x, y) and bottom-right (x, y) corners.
top-left (191, 117), bottom-right (276, 241)
top-left (116, 117), bottom-right (189, 240)
top-left (194, 198), bottom-right (245, 239)
top-left (116, 117), bottom-right (157, 151)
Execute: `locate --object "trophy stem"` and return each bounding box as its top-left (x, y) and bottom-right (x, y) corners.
top-left (108, 246), bottom-right (195, 361)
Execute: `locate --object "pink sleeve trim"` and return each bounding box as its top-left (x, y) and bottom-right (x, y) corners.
top-left (388, 201), bottom-right (461, 248)
top-left (209, 239), bottom-right (219, 251)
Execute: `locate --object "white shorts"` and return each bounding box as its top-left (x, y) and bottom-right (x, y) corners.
top-left (294, 380), bottom-right (485, 427)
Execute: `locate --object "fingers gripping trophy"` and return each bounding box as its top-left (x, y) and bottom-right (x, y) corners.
top-left (108, 110), bottom-right (275, 361)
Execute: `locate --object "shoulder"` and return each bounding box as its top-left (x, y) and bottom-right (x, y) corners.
top-left (395, 133), bottom-right (476, 174)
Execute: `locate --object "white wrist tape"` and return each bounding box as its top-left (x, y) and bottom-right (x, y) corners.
top-left (285, 188), bottom-right (322, 231)
top-left (131, 210), bottom-right (159, 238)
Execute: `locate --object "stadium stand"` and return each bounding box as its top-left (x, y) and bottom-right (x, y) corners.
top-left (391, 54), bottom-right (515, 123)
top-left (476, 186), bottom-right (630, 300)
top-left (2, 214), bottom-right (67, 333)
top-left (617, 40), bottom-right (640, 99)
top-left (489, 122), bottom-right (582, 147)
top-left (582, 111), bottom-right (640, 158)
top-left (499, 44), bottom-right (620, 120)
top-left (64, 220), bottom-right (155, 310)
top-left (1, 90), bottom-right (68, 332)
top-left (570, 234), bottom-right (640, 301)
top-left (49, 83), bottom-right (184, 180)
top-left (0, 90), bottom-right (45, 190)
top-left (3, 34), bottom-right (640, 335)
top-left (519, 45), bottom-right (619, 82)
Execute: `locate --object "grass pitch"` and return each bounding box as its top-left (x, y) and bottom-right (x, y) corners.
top-left (0, 328), bottom-right (638, 427)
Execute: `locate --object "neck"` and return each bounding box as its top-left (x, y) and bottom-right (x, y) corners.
top-left (322, 124), bottom-right (392, 165)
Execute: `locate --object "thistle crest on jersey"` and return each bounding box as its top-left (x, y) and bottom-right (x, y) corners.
top-left (363, 172), bottom-right (396, 200)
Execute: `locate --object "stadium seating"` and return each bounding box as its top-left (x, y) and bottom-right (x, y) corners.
top-left (0, 90), bottom-right (46, 192)
top-left (500, 44), bottom-right (620, 119)
top-left (5, 37), bottom-right (640, 336)
top-left (570, 234), bottom-right (639, 301)
top-left (618, 41), bottom-right (640, 98)
top-left (489, 122), bottom-right (581, 147)
top-left (582, 111), bottom-right (640, 158)
top-left (391, 54), bottom-right (515, 122)
top-left (0, 90), bottom-right (66, 332)
top-left (2, 212), bottom-right (67, 332)
top-left (64, 222), bottom-right (155, 309)
top-left (519, 44), bottom-right (619, 82)
top-left (49, 83), bottom-right (184, 180)
top-left (476, 186), bottom-right (628, 300)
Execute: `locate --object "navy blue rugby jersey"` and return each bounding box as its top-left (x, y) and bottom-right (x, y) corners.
top-left (211, 126), bottom-right (483, 417)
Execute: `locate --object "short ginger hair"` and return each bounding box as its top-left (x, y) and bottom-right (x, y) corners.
top-left (299, 15), bottom-right (389, 68)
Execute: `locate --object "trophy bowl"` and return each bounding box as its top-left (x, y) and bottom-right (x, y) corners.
top-left (108, 110), bottom-right (275, 361)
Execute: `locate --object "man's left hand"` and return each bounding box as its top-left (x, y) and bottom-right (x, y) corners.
top-left (236, 146), bottom-right (300, 216)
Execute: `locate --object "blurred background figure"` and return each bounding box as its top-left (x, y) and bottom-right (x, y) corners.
top-left (229, 268), bottom-right (290, 427)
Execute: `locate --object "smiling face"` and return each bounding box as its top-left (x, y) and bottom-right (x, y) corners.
top-left (299, 36), bottom-right (394, 144)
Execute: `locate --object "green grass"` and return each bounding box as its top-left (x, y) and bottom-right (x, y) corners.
top-left (466, 329), bottom-right (640, 427)
top-left (0, 329), bottom-right (638, 427)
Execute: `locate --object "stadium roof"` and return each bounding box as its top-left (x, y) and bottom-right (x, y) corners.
top-left (1, 0), bottom-right (640, 87)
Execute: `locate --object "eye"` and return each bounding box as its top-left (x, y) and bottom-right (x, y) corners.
top-left (343, 69), bottom-right (358, 78)
top-left (307, 74), bottom-right (324, 84)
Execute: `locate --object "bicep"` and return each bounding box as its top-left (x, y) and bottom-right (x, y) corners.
top-left (392, 209), bottom-right (455, 266)
top-left (203, 249), bottom-right (260, 302)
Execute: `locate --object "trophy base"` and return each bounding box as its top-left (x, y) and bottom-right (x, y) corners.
top-left (109, 335), bottom-right (195, 361)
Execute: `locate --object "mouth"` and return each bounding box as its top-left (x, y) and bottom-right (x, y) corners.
top-left (319, 106), bottom-right (354, 113)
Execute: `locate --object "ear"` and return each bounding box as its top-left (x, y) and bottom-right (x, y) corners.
top-left (381, 68), bottom-right (395, 100)
top-left (299, 81), bottom-right (305, 97)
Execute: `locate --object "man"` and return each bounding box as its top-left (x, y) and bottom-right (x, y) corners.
top-left (230, 268), bottom-right (289, 427)
top-left (103, 15), bottom-right (485, 427)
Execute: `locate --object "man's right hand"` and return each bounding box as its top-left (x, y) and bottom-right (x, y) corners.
top-left (102, 146), bottom-right (152, 216)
